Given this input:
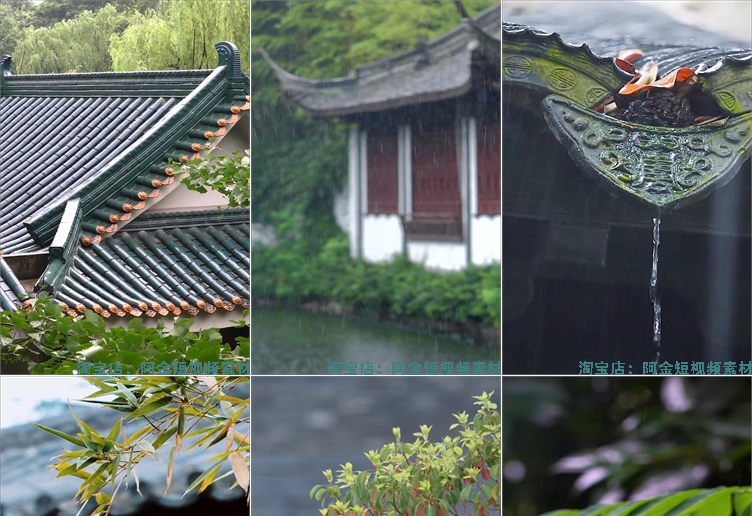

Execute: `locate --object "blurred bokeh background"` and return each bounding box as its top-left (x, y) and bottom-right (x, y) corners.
top-left (502, 377), bottom-right (751, 516)
top-left (251, 376), bottom-right (500, 516)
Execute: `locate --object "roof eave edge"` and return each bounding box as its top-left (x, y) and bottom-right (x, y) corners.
top-left (292, 82), bottom-right (476, 117)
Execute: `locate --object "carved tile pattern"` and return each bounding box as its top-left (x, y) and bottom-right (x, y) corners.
top-left (553, 102), bottom-right (751, 208)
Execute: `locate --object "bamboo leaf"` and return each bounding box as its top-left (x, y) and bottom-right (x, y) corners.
top-left (127, 395), bottom-right (172, 420)
top-left (184, 462), bottom-right (223, 496)
top-left (138, 440), bottom-right (158, 460)
top-left (116, 383), bottom-right (139, 408)
top-left (32, 422), bottom-right (86, 448)
top-left (153, 426), bottom-right (178, 450)
top-left (107, 418), bottom-right (123, 442)
top-left (225, 424), bottom-right (236, 454)
top-left (230, 452), bottom-right (249, 494)
top-left (165, 446), bottom-right (176, 495)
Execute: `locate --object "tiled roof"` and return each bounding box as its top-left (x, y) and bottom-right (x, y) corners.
top-left (0, 42), bottom-right (250, 317)
top-left (260, 3), bottom-right (500, 116)
top-left (0, 383), bottom-right (249, 516)
top-left (38, 208), bottom-right (250, 318)
top-left (0, 95), bottom-right (177, 254)
top-left (0, 42), bottom-right (248, 254)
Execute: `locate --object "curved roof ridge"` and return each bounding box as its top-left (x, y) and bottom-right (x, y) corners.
top-left (24, 66), bottom-right (229, 245)
top-left (6, 69), bottom-right (213, 79)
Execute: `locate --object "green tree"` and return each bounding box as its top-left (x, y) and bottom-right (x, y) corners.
top-left (13, 4), bottom-right (130, 73)
top-left (30, 0), bottom-right (161, 27)
top-left (109, 0), bottom-right (250, 73)
top-left (0, 1), bottom-right (34, 56)
top-left (33, 376), bottom-right (249, 516)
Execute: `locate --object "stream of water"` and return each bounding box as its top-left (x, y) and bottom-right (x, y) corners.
top-left (650, 217), bottom-right (662, 364)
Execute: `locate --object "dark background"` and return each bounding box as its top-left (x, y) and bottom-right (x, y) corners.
top-left (503, 377), bottom-right (751, 516)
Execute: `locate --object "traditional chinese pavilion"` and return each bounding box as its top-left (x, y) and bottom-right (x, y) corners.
top-left (262, 3), bottom-right (500, 271)
top-left (0, 42), bottom-right (250, 331)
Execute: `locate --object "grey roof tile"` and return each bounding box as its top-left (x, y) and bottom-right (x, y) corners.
top-left (262, 3), bottom-right (500, 116)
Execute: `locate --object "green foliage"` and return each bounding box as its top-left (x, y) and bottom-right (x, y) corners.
top-left (34, 376), bottom-right (249, 516)
top-left (13, 4), bottom-right (130, 73)
top-left (180, 150), bottom-right (250, 209)
top-left (8, 0), bottom-right (247, 74)
top-left (110, 0), bottom-right (250, 73)
top-left (251, 121), bottom-right (347, 225)
top-left (311, 392), bottom-right (500, 516)
top-left (29, 0), bottom-right (162, 28)
top-left (0, 295), bottom-right (249, 374)
top-left (252, 212), bottom-right (501, 332)
top-left (0, 2), bottom-right (34, 56)
top-left (538, 486), bottom-right (751, 516)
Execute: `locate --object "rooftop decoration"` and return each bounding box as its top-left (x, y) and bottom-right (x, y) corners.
top-left (502, 22), bottom-right (752, 212)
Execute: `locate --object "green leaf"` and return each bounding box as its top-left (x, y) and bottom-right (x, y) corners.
top-left (94, 492), bottom-right (111, 505)
top-left (153, 426), bottom-right (178, 450)
top-left (310, 484), bottom-right (323, 499)
top-left (536, 487), bottom-right (751, 516)
top-left (663, 487), bottom-right (734, 516)
top-left (127, 395), bottom-right (172, 419)
top-left (116, 382), bottom-right (139, 408)
top-left (107, 418), bottom-right (123, 442)
top-left (138, 440), bottom-right (158, 459)
top-left (184, 462), bottom-right (223, 495)
top-left (32, 422), bottom-right (86, 448)
top-left (734, 490), bottom-right (751, 516)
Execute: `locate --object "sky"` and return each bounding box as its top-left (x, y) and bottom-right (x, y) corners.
top-left (0, 377), bottom-right (94, 429)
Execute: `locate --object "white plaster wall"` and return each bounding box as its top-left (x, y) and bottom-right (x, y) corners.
top-left (217, 115), bottom-right (250, 154)
top-left (334, 187), bottom-right (350, 235)
top-left (146, 182), bottom-right (229, 213)
top-left (471, 216), bottom-right (501, 266)
top-left (407, 242), bottom-right (467, 271)
top-left (104, 310), bottom-right (247, 332)
top-left (362, 215), bottom-right (403, 263)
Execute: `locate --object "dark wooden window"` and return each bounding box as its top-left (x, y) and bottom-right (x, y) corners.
top-left (477, 119), bottom-right (500, 215)
top-left (412, 121), bottom-right (461, 215)
top-left (408, 121), bottom-right (463, 241)
top-left (367, 130), bottom-right (399, 214)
